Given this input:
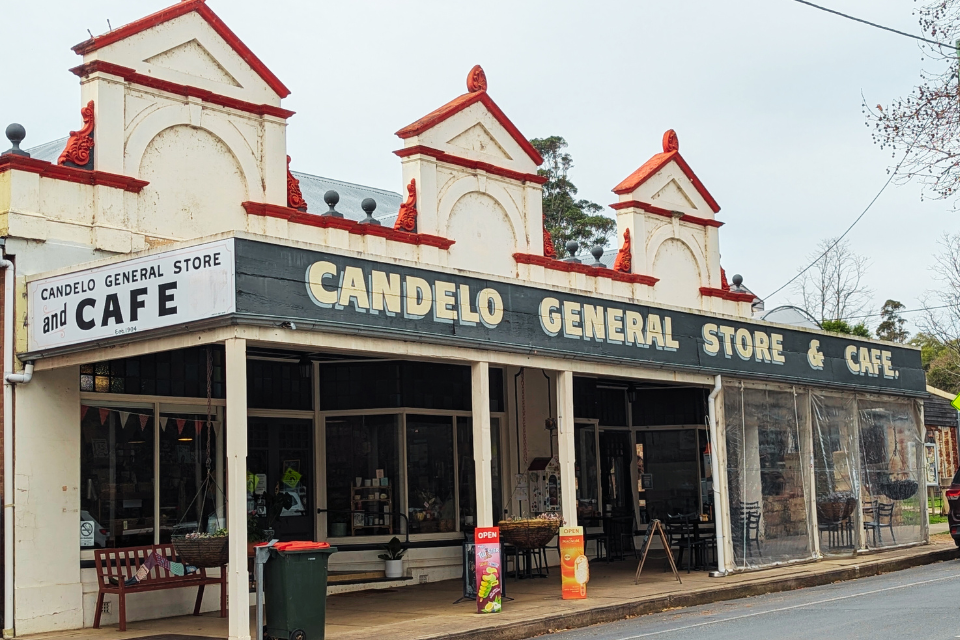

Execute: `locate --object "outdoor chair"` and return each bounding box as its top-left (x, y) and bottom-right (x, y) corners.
top-left (731, 502), bottom-right (763, 559)
top-left (666, 513), bottom-right (707, 573)
top-left (863, 500), bottom-right (896, 546)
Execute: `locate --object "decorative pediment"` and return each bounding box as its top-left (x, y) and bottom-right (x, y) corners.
top-left (447, 123), bottom-right (512, 161)
top-left (144, 39), bottom-right (242, 88)
top-left (72, 0), bottom-right (289, 105)
top-left (612, 130), bottom-right (720, 215)
top-left (651, 179), bottom-right (697, 210)
top-left (395, 66), bottom-right (542, 176)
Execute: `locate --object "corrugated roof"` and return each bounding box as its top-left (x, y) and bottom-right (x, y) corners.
top-left (926, 393), bottom-right (958, 428)
top-left (24, 138), bottom-right (403, 226)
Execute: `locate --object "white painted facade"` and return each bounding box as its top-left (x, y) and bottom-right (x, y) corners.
top-left (0, 2), bottom-right (926, 639)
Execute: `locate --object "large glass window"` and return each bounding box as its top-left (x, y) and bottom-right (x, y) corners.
top-left (812, 394), bottom-right (860, 555)
top-left (407, 415), bottom-right (456, 533)
top-left (80, 346), bottom-right (224, 398)
top-left (158, 407), bottom-right (222, 542)
top-left (574, 423), bottom-right (599, 518)
top-left (247, 360), bottom-right (312, 410)
top-left (599, 430), bottom-right (633, 517)
top-left (80, 405), bottom-right (155, 548)
top-left (324, 414), bottom-right (400, 537)
top-left (456, 417), bottom-right (502, 528)
top-left (636, 429), bottom-right (700, 521)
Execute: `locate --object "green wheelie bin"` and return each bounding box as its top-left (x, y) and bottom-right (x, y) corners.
top-left (263, 542), bottom-right (337, 640)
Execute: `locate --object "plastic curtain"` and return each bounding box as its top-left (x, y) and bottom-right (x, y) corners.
top-left (857, 398), bottom-right (924, 548)
top-left (811, 393), bottom-right (860, 556)
top-left (724, 381), bottom-right (814, 568)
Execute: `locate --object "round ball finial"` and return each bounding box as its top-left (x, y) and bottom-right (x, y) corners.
top-left (323, 190), bottom-right (340, 208)
top-left (565, 240), bottom-right (579, 256)
top-left (591, 245), bottom-right (604, 260)
top-left (361, 198), bottom-right (377, 215)
top-left (732, 274), bottom-right (743, 287)
top-left (467, 65), bottom-right (487, 93)
top-left (6, 123), bottom-right (26, 145)
top-left (662, 129), bottom-right (679, 153)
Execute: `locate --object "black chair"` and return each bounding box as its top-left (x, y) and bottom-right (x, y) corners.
top-left (730, 502), bottom-right (762, 559)
top-left (666, 513), bottom-right (707, 573)
top-left (864, 500), bottom-right (896, 546)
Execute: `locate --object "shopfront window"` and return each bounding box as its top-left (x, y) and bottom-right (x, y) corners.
top-left (407, 415), bottom-right (456, 533)
top-left (636, 429), bottom-right (700, 521)
top-left (80, 346), bottom-right (224, 398)
top-left (325, 414), bottom-right (400, 537)
top-left (456, 417), bottom-right (502, 528)
top-left (812, 393), bottom-right (860, 555)
top-left (80, 405), bottom-right (155, 548)
top-left (574, 423), bottom-right (599, 518)
top-left (158, 408), bottom-right (222, 542)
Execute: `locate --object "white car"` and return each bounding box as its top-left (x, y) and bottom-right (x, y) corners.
top-left (79, 511), bottom-right (109, 548)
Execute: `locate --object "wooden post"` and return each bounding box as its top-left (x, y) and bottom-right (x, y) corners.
top-left (225, 338), bottom-right (250, 640)
top-left (471, 361), bottom-right (494, 528)
top-left (556, 371), bottom-right (578, 526)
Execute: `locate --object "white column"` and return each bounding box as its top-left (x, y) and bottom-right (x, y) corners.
top-left (471, 362), bottom-right (494, 528)
top-left (556, 370), bottom-right (578, 527)
top-left (225, 338), bottom-right (250, 640)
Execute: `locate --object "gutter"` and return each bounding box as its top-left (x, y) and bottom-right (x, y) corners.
top-left (707, 375), bottom-right (728, 577)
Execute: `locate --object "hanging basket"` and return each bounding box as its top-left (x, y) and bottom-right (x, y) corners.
top-left (880, 479), bottom-right (918, 501)
top-left (815, 494), bottom-right (857, 522)
top-left (172, 535), bottom-right (229, 568)
top-left (498, 519), bottom-right (560, 550)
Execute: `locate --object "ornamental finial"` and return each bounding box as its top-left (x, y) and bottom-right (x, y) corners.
top-left (662, 129), bottom-right (679, 153)
top-left (467, 65), bottom-right (487, 93)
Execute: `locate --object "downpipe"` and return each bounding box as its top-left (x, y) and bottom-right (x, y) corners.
top-left (1, 255), bottom-right (31, 639)
top-left (707, 375), bottom-right (728, 577)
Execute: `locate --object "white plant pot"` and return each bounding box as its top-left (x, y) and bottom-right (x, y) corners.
top-left (384, 559), bottom-right (403, 579)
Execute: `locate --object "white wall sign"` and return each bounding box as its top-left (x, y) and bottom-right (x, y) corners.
top-left (79, 520), bottom-right (95, 547)
top-left (28, 239), bottom-right (236, 352)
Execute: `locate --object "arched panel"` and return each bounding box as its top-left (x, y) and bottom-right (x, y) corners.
top-left (135, 125), bottom-right (248, 239)
top-left (438, 175), bottom-right (524, 247)
top-left (445, 191), bottom-right (517, 277)
top-left (652, 237), bottom-right (702, 309)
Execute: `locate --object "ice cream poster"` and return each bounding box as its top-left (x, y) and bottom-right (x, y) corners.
top-left (474, 527), bottom-right (501, 613)
top-left (559, 526), bottom-right (589, 599)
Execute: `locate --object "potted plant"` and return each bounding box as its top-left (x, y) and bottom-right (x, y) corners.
top-left (378, 536), bottom-right (406, 578)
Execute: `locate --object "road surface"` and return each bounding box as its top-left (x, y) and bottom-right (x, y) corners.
top-left (546, 560), bottom-right (960, 640)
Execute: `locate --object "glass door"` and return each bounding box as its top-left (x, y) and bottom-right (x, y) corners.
top-left (247, 417), bottom-right (314, 541)
top-left (599, 430), bottom-right (634, 518)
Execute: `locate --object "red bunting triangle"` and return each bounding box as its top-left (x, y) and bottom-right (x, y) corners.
top-left (139, 414), bottom-right (149, 431)
top-left (81, 405), bottom-right (89, 420)
top-left (195, 420), bottom-right (204, 435)
top-left (176, 418), bottom-right (186, 435)
top-left (98, 408), bottom-right (111, 425)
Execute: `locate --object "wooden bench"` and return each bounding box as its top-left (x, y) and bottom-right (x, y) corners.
top-left (93, 544), bottom-right (226, 631)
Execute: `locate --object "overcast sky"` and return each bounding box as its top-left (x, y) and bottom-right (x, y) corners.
top-left (4, 0), bottom-right (957, 333)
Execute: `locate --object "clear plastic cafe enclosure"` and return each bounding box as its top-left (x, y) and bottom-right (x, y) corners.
top-left (723, 380), bottom-right (924, 569)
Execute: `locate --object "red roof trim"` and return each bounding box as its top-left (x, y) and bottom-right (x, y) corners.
top-left (394, 146), bottom-right (547, 185)
top-left (395, 92), bottom-right (544, 166)
top-left (0, 154), bottom-right (148, 193)
top-left (71, 0), bottom-right (291, 99)
top-left (700, 287), bottom-right (756, 303)
top-left (609, 200), bottom-right (723, 228)
top-left (612, 151), bottom-right (720, 214)
top-left (242, 202), bottom-right (456, 249)
top-left (513, 253), bottom-right (659, 286)
top-left (70, 61), bottom-right (295, 119)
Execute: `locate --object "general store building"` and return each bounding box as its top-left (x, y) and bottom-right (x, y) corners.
top-left (0, 2), bottom-right (929, 638)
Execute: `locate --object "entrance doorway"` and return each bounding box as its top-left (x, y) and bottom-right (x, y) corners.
top-left (247, 417), bottom-right (314, 541)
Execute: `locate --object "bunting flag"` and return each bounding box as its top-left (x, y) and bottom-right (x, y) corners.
top-left (118, 411), bottom-right (131, 428)
top-left (176, 418), bottom-right (186, 435)
top-left (160, 417), bottom-right (169, 432)
top-left (98, 408), bottom-right (111, 425)
top-left (80, 405), bottom-right (90, 421)
top-left (195, 420), bottom-right (204, 435)
top-left (139, 414), bottom-right (150, 431)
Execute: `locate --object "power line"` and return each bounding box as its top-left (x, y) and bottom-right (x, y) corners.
top-left (843, 303), bottom-right (954, 321)
top-left (791, 0), bottom-right (953, 48)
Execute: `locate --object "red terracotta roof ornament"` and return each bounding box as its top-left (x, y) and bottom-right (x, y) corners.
top-left (720, 267), bottom-right (729, 290)
top-left (286, 155), bottom-right (307, 211)
top-left (662, 129), bottom-right (679, 153)
top-left (393, 179), bottom-right (418, 232)
top-left (467, 65), bottom-right (487, 93)
top-left (613, 228), bottom-right (632, 273)
top-left (58, 100), bottom-right (95, 168)
top-left (542, 217), bottom-right (557, 259)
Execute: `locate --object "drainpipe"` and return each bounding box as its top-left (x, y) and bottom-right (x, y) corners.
top-left (707, 375), bottom-right (727, 576)
top-left (0, 256), bottom-right (13, 638)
